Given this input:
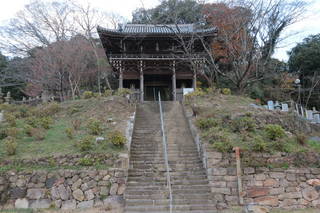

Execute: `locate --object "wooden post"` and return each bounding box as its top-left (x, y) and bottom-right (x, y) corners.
top-left (192, 70), bottom-right (197, 90)
top-left (140, 60), bottom-right (144, 102)
top-left (233, 147), bottom-right (244, 205)
top-left (172, 61), bottom-right (176, 101)
top-left (119, 61), bottom-right (123, 89)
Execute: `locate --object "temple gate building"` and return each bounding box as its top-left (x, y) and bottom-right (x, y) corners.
top-left (97, 24), bottom-right (216, 101)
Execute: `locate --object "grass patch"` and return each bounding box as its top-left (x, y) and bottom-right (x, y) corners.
top-left (0, 97), bottom-right (134, 161)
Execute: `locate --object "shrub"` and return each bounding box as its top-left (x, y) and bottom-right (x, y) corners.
top-left (185, 88), bottom-right (206, 98)
top-left (72, 119), bottom-right (81, 130)
top-left (4, 137), bottom-right (17, 156)
top-left (83, 91), bottom-right (94, 99)
top-left (0, 129), bottom-right (7, 140)
top-left (115, 88), bottom-right (132, 97)
top-left (37, 102), bottom-right (61, 117)
top-left (25, 116), bottom-right (39, 128)
top-left (78, 135), bottom-right (94, 151)
top-left (221, 88), bottom-right (231, 95)
top-left (107, 131), bottom-right (126, 147)
top-left (269, 140), bottom-right (288, 152)
top-left (103, 90), bottom-right (113, 97)
top-left (196, 118), bottom-right (219, 130)
top-left (39, 117), bottom-right (53, 129)
top-left (69, 107), bottom-right (80, 115)
top-left (87, 119), bottom-right (103, 135)
top-left (296, 133), bottom-right (307, 145)
top-left (24, 124), bottom-right (33, 136)
top-left (78, 157), bottom-right (94, 166)
top-left (212, 141), bottom-right (233, 152)
top-left (264, 124), bottom-right (285, 140)
top-left (5, 127), bottom-right (19, 138)
top-left (4, 113), bottom-right (16, 127)
top-left (30, 128), bottom-right (45, 140)
top-left (65, 128), bottom-right (74, 139)
top-left (251, 136), bottom-right (268, 152)
top-left (231, 116), bottom-right (256, 132)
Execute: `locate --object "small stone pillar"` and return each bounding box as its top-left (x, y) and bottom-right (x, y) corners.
top-left (4, 92), bottom-right (11, 104)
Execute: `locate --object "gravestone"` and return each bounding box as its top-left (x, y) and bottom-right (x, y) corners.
top-left (306, 110), bottom-right (314, 121)
top-left (267, 101), bottom-right (274, 110)
top-left (281, 103), bottom-right (289, 112)
top-left (314, 113), bottom-right (320, 124)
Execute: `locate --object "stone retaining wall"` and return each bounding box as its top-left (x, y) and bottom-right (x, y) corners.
top-left (206, 149), bottom-right (320, 210)
top-left (182, 104), bottom-right (320, 211)
top-left (0, 169), bottom-right (126, 211)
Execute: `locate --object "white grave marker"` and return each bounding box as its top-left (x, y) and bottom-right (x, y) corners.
top-left (267, 101), bottom-right (274, 110)
top-left (314, 113), bottom-right (320, 124)
top-left (306, 110), bottom-right (314, 121)
top-left (281, 104), bottom-right (289, 112)
top-left (183, 88), bottom-right (194, 96)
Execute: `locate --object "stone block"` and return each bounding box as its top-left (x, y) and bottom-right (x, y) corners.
top-left (269, 187), bottom-right (284, 195)
top-left (254, 196), bottom-right (279, 207)
top-left (263, 179), bottom-right (279, 187)
top-left (77, 200), bottom-right (94, 209)
top-left (27, 188), bottom-right (45, 200)
top-left (15, 198), bottom-right (29, 209)
top-left (302, 187), bottom-right (319, 201)
top-left (85, 189), bottom-right (95, 200)
top-left (61, 199), bottom-right (77, 209)
top-left (247, 187), bottom-right (270, 198)
top-left (30, 199), bottom-right (51, 209)
top-left (110, 183), bottom-right (119, 195)
top-left (212, 168), bottom-right (227, 176)
top-left (270, 172), bottom-right (286, 179)
top-left (279, 192), bottom-right (302, 200)
top-left (210, 181), bottom-right (227, 188)
top-left (73, 189), bottom-right (84, 201)
top-left (244, 168), bottom-right (255, 174)
top-left (211, 187), bottom-right (231, 195)
top-left (255, 174), bottom-right (266, 181)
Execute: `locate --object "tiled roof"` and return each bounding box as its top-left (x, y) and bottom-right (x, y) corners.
top-left (97, 24), bottom-right (216, 35)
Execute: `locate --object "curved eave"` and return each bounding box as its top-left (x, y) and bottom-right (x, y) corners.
top-left (97, 26), bottom-right (218, 38)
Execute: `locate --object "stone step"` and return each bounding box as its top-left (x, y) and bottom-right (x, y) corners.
top-left (125, 204), bottom-right (216, 212)
top-left (125, 198), bottom-right (216, 206)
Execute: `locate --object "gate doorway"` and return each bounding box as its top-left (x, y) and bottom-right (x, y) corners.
top-left (144, 75), bottom-right (172, 101)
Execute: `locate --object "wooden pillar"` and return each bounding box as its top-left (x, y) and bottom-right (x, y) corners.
top-left (119, 61), bottom-right (123, 89)
top-left (172, 61), bottom-right (176, 101)
top-left (192, 68), bottom-right (197, 90)
top-left (140, 60), bottom-right (144, 102)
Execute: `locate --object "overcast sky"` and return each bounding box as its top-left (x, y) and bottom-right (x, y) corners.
top-left (0, 0), bottom-right (320, 61)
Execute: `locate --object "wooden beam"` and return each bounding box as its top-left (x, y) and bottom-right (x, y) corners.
top-left (193, 67), bottom-right (197, 90)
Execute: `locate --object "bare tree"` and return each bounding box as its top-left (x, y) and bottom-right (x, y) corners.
top-left (0, 0), bottom-right (76, 55)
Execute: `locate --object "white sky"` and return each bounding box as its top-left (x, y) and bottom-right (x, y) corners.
top-left (0, 0), bottom-right (320, 61)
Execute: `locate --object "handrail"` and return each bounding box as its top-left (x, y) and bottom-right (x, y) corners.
top-left (158, 92), bottom-right (173, 213)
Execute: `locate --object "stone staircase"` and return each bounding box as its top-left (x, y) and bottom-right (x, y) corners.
top-left (124, 101), bottom-right (216, 213)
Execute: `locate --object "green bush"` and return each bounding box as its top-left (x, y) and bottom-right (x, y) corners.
top-left (103, 90), bottom-right (113, 97)
top-left (196, 118), bottom-right (219, 130)
top-left (25, 116), bottom-right (39, 127)
top-left (5, 127), bottom-right (19, 138)
top-left (212, 141), bottom-right (233, 152)
top-left (251, 136), bottom-right (268, 152)
top-left (4, 113), bottom-right (16, 127)
top-left (269, 140), bottom-right (288, 152)
top-left (264, 124), bottom-right (285, 140)
top-left (78, 157), bottom-right (94, 166)
top-left (87, 119), bottom-right (103, 135)
top-left (221, 88), bottom-right (231, 95)
top-left (107, 131), bottom-right (126, 147)
top-left (24, 124), bottom-right (33, 136)
top-left (39, 117), bottom-right (53, 129)
top-left (0, 129), bottom-right (7, 140)
top-left (37, 102), bottom-right (61, 117)
top-left (115, 88), bottom-right (132, 97)
top-left (4, 137), bottom-right (17, 156)
top-left (203, 127), bottom-right (231, 145)
top-left (231, 116), bottom-right (256, 132)
top-left (65, 128), bottom-right (74, 139)
top-left (83, 91), bottom-right (94, 99)
top-left (78, 135), bottom-right (94, 151)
